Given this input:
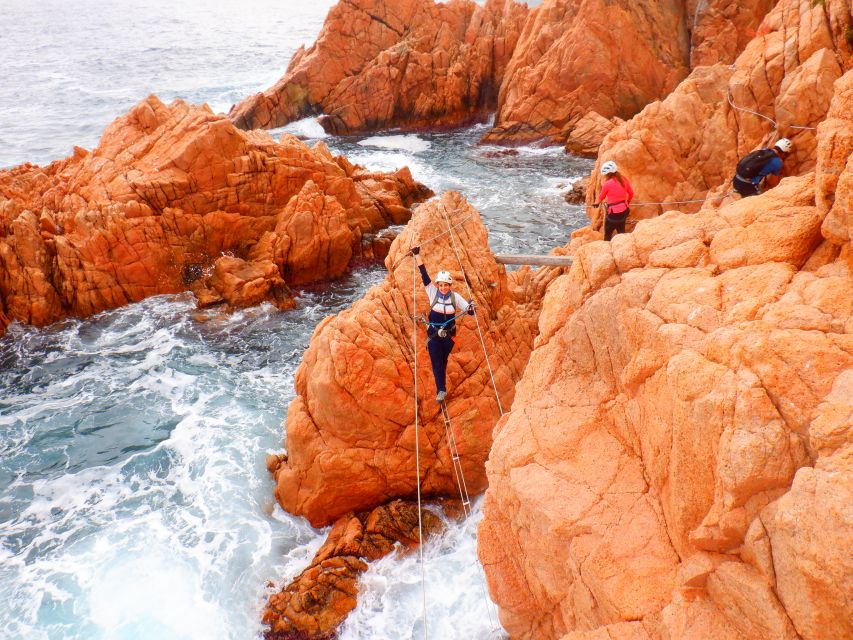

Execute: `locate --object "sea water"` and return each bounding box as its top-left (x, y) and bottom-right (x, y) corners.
top-left (0, 1), bottom-right (588, 638)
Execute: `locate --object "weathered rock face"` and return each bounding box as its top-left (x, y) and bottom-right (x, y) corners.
top-left (588, 0), bottom-right (851, 223)
top-left (689, 0), bottom-right (780, 67)
top-left (482, 0), bottom-right (692, 145)
top-left (229, 0), bottom-right (529, 134)
top-left (271, 191), bottom-right (538, 528)
top-left (563, 113), bottom-right (623, 159)
top-left (818, 70), bottom-right (853, 250)
top-left (479, 154), bottom-right (852, 639)
top-left (263, 500), bottom-right (443, 640)
top-left (0, 96), bottom-right (431, 334)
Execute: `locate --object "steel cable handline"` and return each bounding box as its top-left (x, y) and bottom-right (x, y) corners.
top-left (725, 85), bottom-right (818, 132)
top-left (412, 259), bottom-right (429, 640)
top-left (593, 192), bottom-right (733, 209)
top-left (436, 203), bottom-right (506, 635)
top-left (438, 402), bottom-right (503, 636)
top-left (407, 206), bottom-right (506, 636)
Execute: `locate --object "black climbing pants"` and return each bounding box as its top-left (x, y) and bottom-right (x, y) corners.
top-left (732, 177), bottom-right (760, 197)
top-left (604, 210), bottom-right (629, 241)
top-left (427, 335), bottom-right (454, 393)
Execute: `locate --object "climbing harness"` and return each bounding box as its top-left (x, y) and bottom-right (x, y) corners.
top-left (415, 310), bottom-right (469, 338)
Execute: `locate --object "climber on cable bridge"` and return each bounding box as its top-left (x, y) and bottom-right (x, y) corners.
top-left (411, 246), bottom-right (475, 404)
top-left (732, 138), bottom-right (793, 198)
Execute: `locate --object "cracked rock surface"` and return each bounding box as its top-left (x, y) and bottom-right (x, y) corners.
top-left (587, 0), bottom-right (852, 224)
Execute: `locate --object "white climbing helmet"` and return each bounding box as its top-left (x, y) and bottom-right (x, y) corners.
top-left (435, 271), bottom-right (453, 285)
top-left (774, 138), bottom-right (793, 153)
top-left (601, 160), bottom-right (618, 175)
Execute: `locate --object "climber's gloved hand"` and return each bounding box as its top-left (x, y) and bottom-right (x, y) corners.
top-left (411, 246), bottom-right (420, 256)
top-left (467, 300), bottom-right (476, 315)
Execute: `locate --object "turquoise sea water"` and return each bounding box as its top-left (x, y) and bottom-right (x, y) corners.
top-left (1, 1), bottom-right (586, 638)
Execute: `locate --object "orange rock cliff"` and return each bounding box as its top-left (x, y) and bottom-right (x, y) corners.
top-left (477, 2), bottom-right (853, 638)
top-left (588, 0), bottom-right (852, 223)
top-left (0, 95), bottom-right (431, 336)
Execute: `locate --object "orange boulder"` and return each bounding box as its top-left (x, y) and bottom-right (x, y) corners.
top-left (263, 500), bottom-right (443, 639)
top-left (270, 192), bottom-right (537, 527)
top-left (563, 112), bottom-right (622, 158)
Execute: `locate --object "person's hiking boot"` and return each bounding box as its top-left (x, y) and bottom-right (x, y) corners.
top-left (436, 390), bottom-right (447, 404)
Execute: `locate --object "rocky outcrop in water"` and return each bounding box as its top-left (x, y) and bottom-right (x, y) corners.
top-left (269, 191), bottom-right (542, 528)
top-left (229, 0), bottom-right (528, 134)
top-left (263, 500), bottom-right (443, 640)
top-left (0, 96), bottom-right (431, 335)
top-left (478, 63), bottom-right (853, 640)
top-left (563, 113), bottom-right (623, 159)
top-left (229, 0), bottom-right (787, 148)
top-left (588, 0), bottom-right (851, 224)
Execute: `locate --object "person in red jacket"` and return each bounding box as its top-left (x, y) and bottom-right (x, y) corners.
top-left (597, 160), bottom-right (634, 241)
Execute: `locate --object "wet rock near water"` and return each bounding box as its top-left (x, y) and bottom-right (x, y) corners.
top-left (562, 177), bottom-right (589, 205)
top-left (481, 148), bottom-right (520, 158)
top-left (263, 500), bottom-right (444, 640)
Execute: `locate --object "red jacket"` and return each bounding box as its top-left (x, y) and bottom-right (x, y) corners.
top-left (598, 177), bottom-right (634, 214)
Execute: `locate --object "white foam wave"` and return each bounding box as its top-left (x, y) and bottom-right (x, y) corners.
top-left (358, 134), bottom-right (432, 154)
top-left (339, 501), bottom-right (507, 640)
top-left (279, 117), bottom-right (329, 139)
top-left (344, 151), bottom-right (439, 188)
top-left (478, 143), bottom-right (565, 158)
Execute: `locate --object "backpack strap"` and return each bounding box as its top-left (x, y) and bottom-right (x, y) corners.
top-left (429, 289), bottom-right (455, 314)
